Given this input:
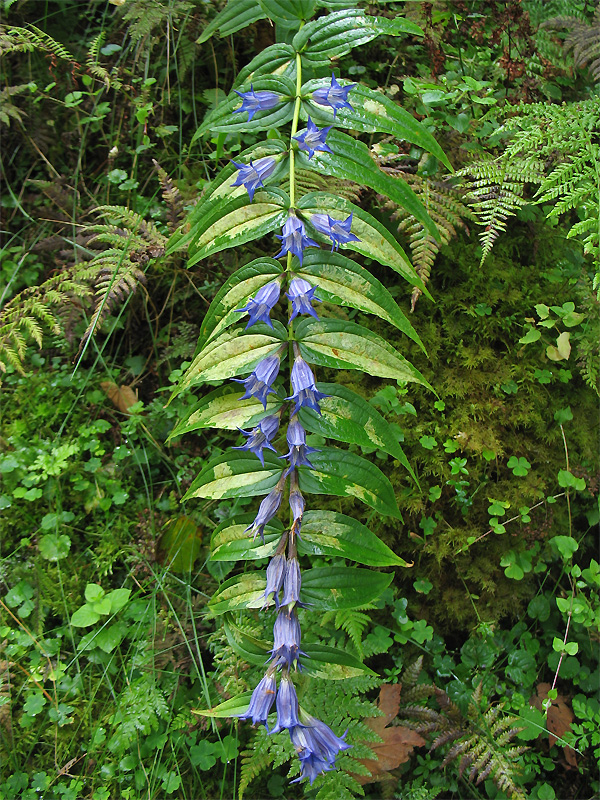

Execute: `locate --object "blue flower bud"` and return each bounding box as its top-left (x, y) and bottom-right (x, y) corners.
top-left (269, 673), bottom-right (301, 734)
top-left (232, 353), bottom-right (281, 409)
top-left (245, 484), bottom-right (284, 542)
top-left (231, 157), bottom-right (277, 201)
top-left (310, 212), bottom-right (360, 252)
top-left (281, 555), bottom-right (301, 608)
top-left (312, 73), bottom-right (356, 118)
top-left (287, 277), bottom-right (321, 322)
top-left (274, 214), bottom-right (318, 265)
top-left (237, 671), bottom-right (276, 728)
top-left (293, 117), bottom-right (333, 159)
top-left (270, 608), bottom-right (303, 667)
top-left (234, 85), bottom-right (281, 121)
top-left (289, 482), bottom-right (305, 535)
top-left (233, 414), bottom-right (279, 465)
top-left (235, 280), bottom-right (281, 330)
top-left (264, 552), bottom-right (286, 608)
top-left (287, 357), bottom-right (329, 416)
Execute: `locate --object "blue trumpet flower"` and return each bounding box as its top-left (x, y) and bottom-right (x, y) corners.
top-left (289, 716), bottom-right (351, 782)
top-left (234, 85), bottom-right (281, 121)
top-left (269, 673), bottom-right (301, 734)
top-left (287, 357), bottom-right (329, 416)
top-left (312, 73), bottom-right (356, 118)
top-left (287, 277), bottom-right (321, 322)
top-left (231, 157), bottom-right (277, 201)
top-left (274, 215), bottom-right (318, 265)
top-left (293, 117), bottom-right (333, 159)
top-left (237, 671), bottom-right (277, 728)
top-left (233, 414), bottom-right (279, 465)
top-left (281, 419), bottom-right (318, 476)
top-left (289, 480), bottom-right (305, 536)
top-left (233, 354), bottom-right (281, 409)
top-left (235, 280), bottom-right (281, 329)
top-left (310, 212), bottom-right (360, 252)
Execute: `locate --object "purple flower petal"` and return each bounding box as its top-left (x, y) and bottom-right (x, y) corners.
top-left (274, 215), bottom-right (318, 265)
top-left (287, 277), bottom-right (321, 322)
top-left (231, 157), bottom-right (277, 201)
top-left (234, 84), bottom-right (281, 121)
top-left (287, 357), bottom-right (329, 416)
top-left (235, 280), bottom-right (281, 329)
top-left (312, 73), bottom-right (356, 119)
top-left (293, 117), bottom-right (333, 159)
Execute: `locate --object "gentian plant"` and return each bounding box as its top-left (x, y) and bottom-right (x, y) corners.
top-left (168, 0), bottom-right (450, 788)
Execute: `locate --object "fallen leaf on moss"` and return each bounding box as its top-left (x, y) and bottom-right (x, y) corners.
top-left (101, 382), bottom-right (139, 414)
top-left (355, 684), bottom-right (425, 784)
top-left (530, 682), bottom-right (577, 767)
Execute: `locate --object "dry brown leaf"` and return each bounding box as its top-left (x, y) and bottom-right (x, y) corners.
top-left (355, 684), bottom-right (425, 784)
top-left (530, 682), bottom-right (577, 767)
top-left (101, 382), bottom-right (139, 415)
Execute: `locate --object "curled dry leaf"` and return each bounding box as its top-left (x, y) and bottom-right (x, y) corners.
top-left (101, 381), bottom-right (139, 415)
top-left (355, 684), bottom-right (425, 784)
top-left (530, 682), bottom-right (577, 767)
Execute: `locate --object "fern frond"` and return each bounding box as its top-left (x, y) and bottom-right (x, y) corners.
top-left (153, 159), bottom-right (184, 233)
top-left (238, 727), bottom-right (275, 799)
top-left (541, 6), bottom-right (600, 79)
top-left (0, 24), bottom-right (76, 62)
top-left (378, 165), bottom-right (474, 309)
top-left (0, 83), bottom-right (32, 127)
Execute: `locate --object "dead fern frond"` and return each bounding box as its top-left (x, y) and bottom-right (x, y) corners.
top-left (397, 660), bottom-right (527, 800)
top-left (153, 159), bottom-right (184, 233)
top-left (541, 6), bottom-right (600, 79)
top-left (377, 163), bottom-right (474, 310)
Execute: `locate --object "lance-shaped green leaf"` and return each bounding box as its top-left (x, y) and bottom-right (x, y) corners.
top-left (193, 692), bottom-right (254, 718)
top-left (168, 386), bottom-right (283, 440)
top-left (171, 324), bottom-right (285, 397)
top-left (300, 130), bottom-right (439, 241)
top-left (302, 644), bottom-right (377, 679)
top-left (298, 447), bottom-right (402, 520)
top-left (187, 202), bottom-right (288, 268)
top-left (168, 185), bottom-right (288, 258)
top-left (296, 317), bottom-right (430, 387)
top-left (210, 514), bottom-right (284, 561)
top-left (302, 567), bottom-right (393, 610)
top-left (293, 9), bottom-right (423, 66)
top-left (234, 43), bottom-right (295, 87)
top-left (197, 258), bottom-right (283, 349)
top-left (193, 75), bottom-right (296, 139)
top-left (208, 572), bottom-right (267, 615)
top-left (299, 510), bottom-right (412, 567)
top-left (297, 250), bottom-right (425, 350)
top-left (184, 452), bottom-right (283, 502)
top-left (194, 141), bottom-right (287, 220)
top-left (208, 565), bottom-right (392, 615)
top-left (298, 382), bottom-right (416, 483)
top-left (297, 192), bottom-right (425, 289)
top-left (224, 616), bottom-right (271, 665)
top-left (222, 616), bottom-right (375, 678)
top-left (197, 0), bottom-right (266, 44)
top-left (259, 0), bottom-right (316, 24)
top-left (302, 80), bottom-right (451, 171)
